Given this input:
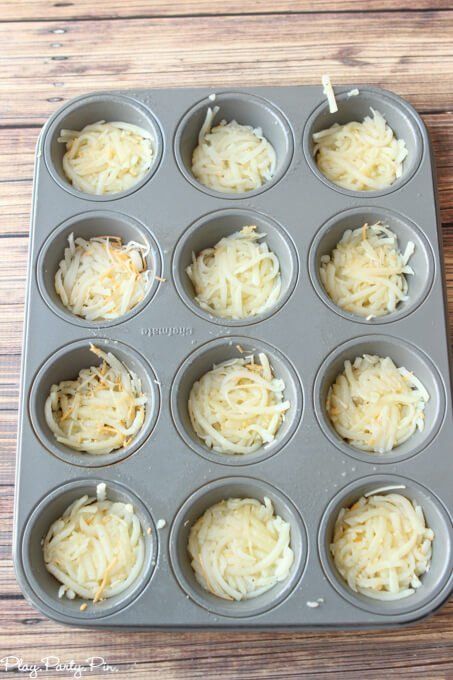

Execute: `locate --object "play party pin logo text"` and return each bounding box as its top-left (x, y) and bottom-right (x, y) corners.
top-left (0, 656), bottom-right (119, 678)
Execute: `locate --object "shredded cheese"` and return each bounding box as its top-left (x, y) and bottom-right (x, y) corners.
top-left (188, 496), bottom-right (294, 601)
top-left (331, 493), bottom-right (434, 600)
top-left (44, 486), bottom-right (145, 602)
top-left (191, 107), bottom-right (276, 193)
top-left (188, 353), bottom-right (289, 455)
top-left (59, 121), bottom-right (155, 195)
top-left (55, 234), bottom-right (151, 321)
top-left (186, 225), bottom-right (281, 320)
top-left (319, 222), bottom-right (415, 318)
top-left (313, 108), bottom-right (408, 191)
top-left (45, 344), bottom-right (147, 454)
top-left (322, 74), bottom-right (338, 113)
top-left (327, 354), bottom-right (429, 453)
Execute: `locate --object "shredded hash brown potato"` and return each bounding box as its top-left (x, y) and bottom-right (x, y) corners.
top-left (192, 106), bottom-right (276, 193)
top-left (59, 121), bottom-right (155, 195)
top-left (331, 493), bottom-right (434, 600)
top-left (313, 108), bottom-right (407, 191)
top-left (186, 225), bottom-right (281, 319)
top-left (188, 496), bottom-right (294, 600)
top-left (55, 234), bottom-right (151, 321)
top-left (44, 484), bottom-right (145, 602)
top-left (320, 222), bottom-right (415, 318)
top-left (45, 344), bottom-right (147, 454)
top-left (322, 74), bottom-right (338, 113)
top-left (188, 353), bottom-right (289, 455)
top-left (327, 354), bottom-right (429, 453)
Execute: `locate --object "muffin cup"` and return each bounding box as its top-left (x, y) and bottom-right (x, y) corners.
top-left (37, 211), bottom-right (163, 328)
top-left (173, 208), bottom-right (298, 326)
top-left (20, 478), bottom-right (157, 620)
top-left (303, 87), bottom-right (424, 197)
top-left (170, 477), bottom-right (307, 617)
top-left (171, 337), bottom-right (303, 466)
top-left (43, 93), bottom-right (163, 200)
top-left (174, 92), bottom-right (294, 198)
top-left (29, 339), bottom-right (160, 467)
top-left (318, 475), bottom-right (453, 616)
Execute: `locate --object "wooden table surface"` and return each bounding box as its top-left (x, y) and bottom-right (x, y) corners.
top-left (0, 1), bottom-right (452, 677)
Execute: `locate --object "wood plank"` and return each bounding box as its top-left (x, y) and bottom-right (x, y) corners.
top-left (0, 411), bottom-right (18, 478)
top-left (0, 353), bottom-right (20, 409)
top-left (0, 574), bottom-right (450, 676)
top-left (0, 12), bottom-right (452, 126)
top-left (1, 0), bottom-right (452, 22)
top-left (0, 238), bottom-right (27, 310)
top-left (0, 181), bottom-right (33, 236)
top-left (0, 128), bottom-right (39, 182)
top-left (0, 597), bottom-right (450, 678)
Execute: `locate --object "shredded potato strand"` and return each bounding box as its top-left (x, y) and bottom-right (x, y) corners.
top-left (55, 234), bottom-right (151, 321)
top-left (189, 353), bottom-right (289, 455)
top-left (192, 107), bottom-right (276, 193)
top-left (45, 344), bottom-right (147, 455)
top-left (327, 354), bottom-right (429, 454)
top-left (320, 222), bottom-right (415, 318)
top-left (186, 225), bottom-right (281, 319)
top-left (188, 496), bottom-right (294, 601)
top-left (331, 493), bottom-right (434, 600)
top-left (44, 490), bottom-right (145, 601)
top-left (59, 121), bottom-right (154, 195)
top-left (322, 74), bottom-right (338, 113)
top-left (313, 108), bottom-right (407, 191)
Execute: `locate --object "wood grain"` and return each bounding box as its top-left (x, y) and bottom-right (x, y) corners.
top-left (1, 0), bottom-right (452, 22)
top-left (0, 599), bottom-right (452, 678)
top-left (0, 11), bottom-right (453, 125)
top-left (1, 2), bottom-right (452, 678)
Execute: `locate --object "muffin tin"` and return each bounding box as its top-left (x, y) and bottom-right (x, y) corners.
top-left (13, 85), bottom-right (453, 629)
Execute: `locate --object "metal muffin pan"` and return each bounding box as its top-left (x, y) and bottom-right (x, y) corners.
top-left (13, 85), bottom-right (453, 629)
